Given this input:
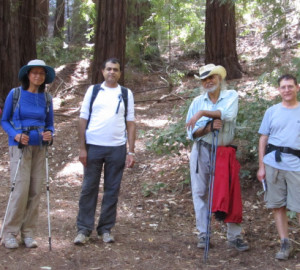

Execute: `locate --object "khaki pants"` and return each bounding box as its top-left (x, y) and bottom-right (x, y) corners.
top-left (265, 164), bottom-right (300, 212)
top-left (3, 146), bottom-right (46, 239)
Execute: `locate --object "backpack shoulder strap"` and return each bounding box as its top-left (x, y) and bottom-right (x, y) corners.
top-left (12, 87), bottom-right (21, 116)
top-left (121, 86), bottom-right (128, 119)
top-left (44, 92), bottom-right (52, 114)
top-left (86, 84), bottom-right (102, 129)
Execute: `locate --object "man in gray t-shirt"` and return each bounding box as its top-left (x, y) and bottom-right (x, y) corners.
top-left (257, 74), bottom-right (300, 261)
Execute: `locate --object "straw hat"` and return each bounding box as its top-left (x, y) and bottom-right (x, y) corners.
top-left (195, 64), bottom-right (226, 80)
top-left (18, 59), bottom-right (55, 84)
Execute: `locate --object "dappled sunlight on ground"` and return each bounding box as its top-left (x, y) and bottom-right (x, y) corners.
top-left (139, 118), bottom-right (170, 128)
top-left (57, 161), bottom-right (83, 178)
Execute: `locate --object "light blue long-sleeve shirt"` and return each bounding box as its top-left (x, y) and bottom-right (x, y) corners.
top-left (186, 90), bottom-right (238, 146)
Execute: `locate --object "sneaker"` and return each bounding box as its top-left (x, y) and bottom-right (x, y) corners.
top-left (23, 237), bottom-right (38, 248)
top-left (102, 232), bottom-right (115, 243)
top-left (228, 238), bottom-right (249, 252)
top-left (74, 233), bottom-right (89, 245)
top-left (4, 236), bottom-right (19, 249)
top-left (275, 238), bottom-right (293, 260)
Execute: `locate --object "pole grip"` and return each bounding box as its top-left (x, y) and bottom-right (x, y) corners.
top-left (42, 129), bottom-right (53, 146)
top-left (18, 131), bottom-right (29, 149)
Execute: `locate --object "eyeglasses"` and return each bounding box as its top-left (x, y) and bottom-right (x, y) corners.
top-left (30, 71), bottom-right (46, 76)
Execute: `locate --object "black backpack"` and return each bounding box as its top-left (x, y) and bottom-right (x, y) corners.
top-left (86, 84), bottom-right (128, 129)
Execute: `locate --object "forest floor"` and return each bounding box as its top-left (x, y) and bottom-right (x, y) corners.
top-left (1, 40), bottom-right (300, 269)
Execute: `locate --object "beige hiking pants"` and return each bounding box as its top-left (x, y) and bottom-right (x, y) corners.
top-left (3, 145), bottom-right (46, 240)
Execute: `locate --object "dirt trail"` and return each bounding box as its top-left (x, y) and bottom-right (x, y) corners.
top-left (0, 65), bottom-right (299, 270)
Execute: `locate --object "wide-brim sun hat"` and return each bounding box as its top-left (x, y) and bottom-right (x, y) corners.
top-left (195, 63), bottom-right (227, 80)
top-left (18, 59), bottom-right (55, 84)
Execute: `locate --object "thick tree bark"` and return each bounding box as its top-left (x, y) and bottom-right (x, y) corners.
top-left (205, 0), bottom-right (242, 80)
top-left (92, 0), bottom-right (127, 85)
top-left (0, 0), bottom-right (37, 105)
top-left (53, 0), bottom-right (65, 38)
top-left (19, 0), bottom-right (37, 64)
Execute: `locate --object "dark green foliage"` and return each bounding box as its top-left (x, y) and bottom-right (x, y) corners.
top-left (235, 88), bottom-right (279, 163)
top-left (37, 36), bottom-right (93, 67)
top-left (126, 0), bottom-right (206, 68)
top-left (147, 88), bottom-right (201, 155)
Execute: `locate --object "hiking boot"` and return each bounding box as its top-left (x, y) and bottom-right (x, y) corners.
top-left (74, 233), bottom-right (89, 245)
top-left (275, 238), bottom-right (293, 260)
top-left (228, 238), bottom-right (249, 252)
top-left (197, 236), bottom-right (206, 249)
top-left (23, 237), bottom-right (38, 248)
top-left (4, 236), bottom-right (19, 249)
top-left (101, 232), bottom-right (115, 243)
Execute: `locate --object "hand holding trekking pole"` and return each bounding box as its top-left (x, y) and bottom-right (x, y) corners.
top-left (42, 129), bottom-right (53, 146)
top-left (210, 118), bottom-right (222, 132)
top-left (15, 131), bottom-right (29, 148)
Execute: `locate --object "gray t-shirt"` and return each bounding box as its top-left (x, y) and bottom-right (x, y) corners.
top-left (259, 103), bottom-right (300, 171)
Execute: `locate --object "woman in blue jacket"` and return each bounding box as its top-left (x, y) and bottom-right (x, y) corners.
top-left (1, 59), bottom-right (55, 249)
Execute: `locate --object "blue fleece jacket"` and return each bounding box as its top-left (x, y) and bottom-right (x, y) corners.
top-left (1, 87), bottom-right (54, 146)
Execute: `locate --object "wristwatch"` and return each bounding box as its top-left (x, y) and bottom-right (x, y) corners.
top-left (127, 152), bottom-right (136, 156)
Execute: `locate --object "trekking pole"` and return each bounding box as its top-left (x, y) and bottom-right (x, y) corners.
top-left (45, 146), bottom-right (52, 251)
top-left (43, 131), bottom-right (52, 251)
top-left (204, 129), bottom-right (219, 263)
top-left (0, 131), bottom-right (28, 243)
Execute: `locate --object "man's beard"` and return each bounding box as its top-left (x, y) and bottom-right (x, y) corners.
top-left (203, 85), bottom-right (218, 93)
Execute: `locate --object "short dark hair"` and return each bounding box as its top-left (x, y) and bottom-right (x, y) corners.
top-left (277, 74), bottom-right (298, 86)
top-left (20, 68), bottom-right (46, 93)
top-left (102, 58), bottom-right (121, 71)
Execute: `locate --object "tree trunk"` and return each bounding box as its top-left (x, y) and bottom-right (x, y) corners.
top-left (36, 0), bottom-right (49, 38)
top-left (18, 0), bottom-right (37, 64)
top-left (0, 0), bottom-right (37, 105)
top-left (53, 0), bottom-right (65, 39)
top-left (205, 0), bottom-right (242, 80)
top-left (92, 0), bottom-right (127, 85)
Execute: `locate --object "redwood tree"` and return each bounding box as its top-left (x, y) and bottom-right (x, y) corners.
top-left (0, 0), bottom-right (37, 105)
top-left (205, 0), bottom-right (242, 79)
top-left (92, 0), bottom-right (127, 85)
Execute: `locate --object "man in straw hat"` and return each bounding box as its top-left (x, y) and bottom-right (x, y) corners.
top-left (186, 64), bottom-right (249, 251)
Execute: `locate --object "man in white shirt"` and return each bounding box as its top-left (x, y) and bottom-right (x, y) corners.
top-left (74, 58), bottom-right (136, 245)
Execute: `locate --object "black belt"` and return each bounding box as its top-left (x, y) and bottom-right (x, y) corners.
top-left (195, 141), bottom-right (237, 173)
top-left (198, 140), bottom-right (238, 151)
top-left (266, 144), bottom-right (300, 162)
top-left (23, 126), bottom-right (44, 131)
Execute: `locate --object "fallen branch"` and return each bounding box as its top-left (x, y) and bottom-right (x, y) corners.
top-left (290, 238), bottom-right (300, 246)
